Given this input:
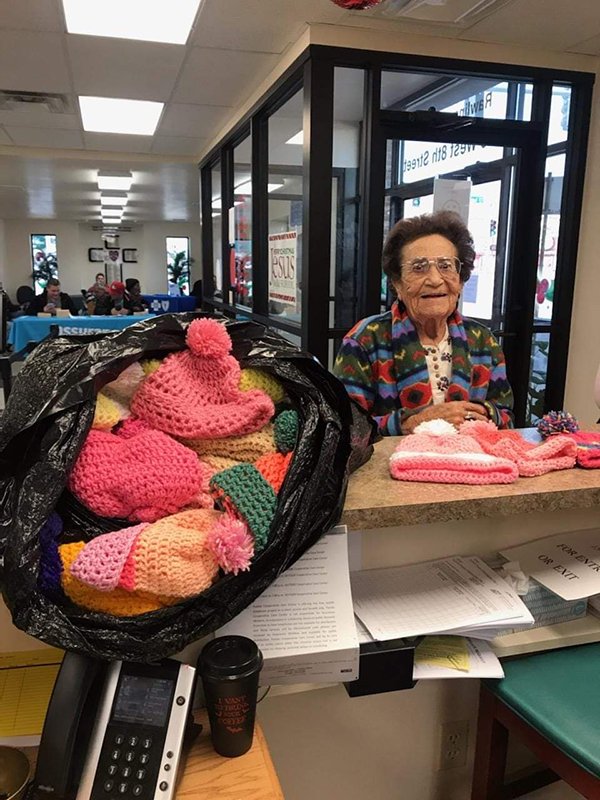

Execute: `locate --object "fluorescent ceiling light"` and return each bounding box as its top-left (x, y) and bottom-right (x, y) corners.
top-left (98, 171), bottom-right (133, 191)
top-left (234, 181), bottom-right (284, 195)
top-left (102, 211), bottom-right (123, 219)
top-left (80, 97), bottom-right (163, 135)
top-left (285, 131), bottom-right (303, 145)
top-left (62, 0), bottom-right (202, 45)
top-left (101, 194), bottom-right (128, 207)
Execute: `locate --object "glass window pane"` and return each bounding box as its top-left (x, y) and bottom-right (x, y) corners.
top-left (527, 332), bottom-right (550, 424)
top-left (267, 89), bottom-right (303, 325)
top-left (211, 162), bottom-right (222, 298)
top-left (548, 85), bottom-right (571, 146)
top-left (461, 180), bottom-right (501, 322)
top-left (400, 139), bottom-right (503, 185)
top-left (166, 236), bottom-right (190, 295)
top-left (31, 234), bottom-right (58, 294)
top-left (233, 136), bottom-right (252, 309)
top-left (332, 67), bottom-right (364, 333)
top-left (534, 153), bottom-right (565, 323)
top-left (381, 71), bottom-right (531, 121)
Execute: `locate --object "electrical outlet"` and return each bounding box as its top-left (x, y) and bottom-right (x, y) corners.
top-left (438, 719), bottom-right (469, 770)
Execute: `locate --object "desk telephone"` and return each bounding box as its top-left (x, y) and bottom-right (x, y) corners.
top-left (31, 652), bottom-right (196, 800)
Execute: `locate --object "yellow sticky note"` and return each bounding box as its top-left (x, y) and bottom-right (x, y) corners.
top-left (415, 636), bottom-right (470, 672)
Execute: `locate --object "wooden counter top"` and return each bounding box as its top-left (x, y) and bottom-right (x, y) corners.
top-left (341, 436), bottom-right (600, 531)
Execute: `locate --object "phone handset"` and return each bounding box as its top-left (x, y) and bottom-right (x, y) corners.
top-left (33, 651), bottom-right (105, 800)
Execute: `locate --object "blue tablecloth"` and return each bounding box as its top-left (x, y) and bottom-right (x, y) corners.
top-left (143, 295), bottom-right (196, 313)
top-left (8, 315), bottom-right (154, 354)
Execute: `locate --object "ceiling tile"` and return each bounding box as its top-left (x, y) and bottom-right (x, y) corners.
top-left (83, 132), bottom-right (153, 153)
top-left (569, 34), bottom-right (600, 55)
top-left (173, 48), bottom-right (278, 105)
top-left (67, 36), bottom-right (186, 101)
top-left (4, 127), bottom-right (84, 148)
top-left (0, 31), bottom-right (71, 93)
top-left (156, 103), bottom-right (231, 138)
top-left (151, 135), bottom-right (207, 156)
top-left (0, 127), bottom-right (13, 145)
top-left (460, 0), bottom-right (600, 49)
top-left (0, 109), bottom-right (80, 130)
top-left (191, 0), bottom-right (348, 50)
top-left (0, 0), bottom-right (64, 33)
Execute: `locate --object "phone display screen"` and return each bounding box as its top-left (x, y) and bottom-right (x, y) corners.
top-left (112, 675), bottom-right (174, 727)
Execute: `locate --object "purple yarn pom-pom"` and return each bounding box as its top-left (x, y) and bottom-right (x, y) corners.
top-left (537, 410), bottom-right (579, 440)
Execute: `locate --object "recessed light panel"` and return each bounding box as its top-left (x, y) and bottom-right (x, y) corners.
top-left (80, 97), bottom-right (163, 135)
top-left (98, 171), bottom-right (133, 192)
top-left (101, 194), bottom-right (128, 207)
top-left (62, 0), bottom-right (202, 45)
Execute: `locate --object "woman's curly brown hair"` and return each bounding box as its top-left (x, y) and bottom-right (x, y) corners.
top-left (382, 210), bottom-right (476, 286)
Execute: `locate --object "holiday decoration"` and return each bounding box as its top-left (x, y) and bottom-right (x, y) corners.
top-left (330, 0), bottom-right (383, 9)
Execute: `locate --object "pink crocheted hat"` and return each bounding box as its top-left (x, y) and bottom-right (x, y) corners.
top-left (68, 418), bottom-right (212, 522)
top-left (68, 511), bottom-right (253, 602)
top-left (131, 318), bottom-right (275, 439)
top-left (460, 420), bottom-right (576, 477)
top-left (389, 419), bottom-right (518, 484)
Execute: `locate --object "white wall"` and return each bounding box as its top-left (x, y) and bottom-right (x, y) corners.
top-left (1, 219), bottom-right (201, 299)
top-left (0, 219), bottom-right (6, 289)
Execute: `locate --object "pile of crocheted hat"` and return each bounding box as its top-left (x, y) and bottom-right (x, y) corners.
top-left (389, 419), bottom-right (518, 484)
top-left (42, 317), bottom-right (299, 616)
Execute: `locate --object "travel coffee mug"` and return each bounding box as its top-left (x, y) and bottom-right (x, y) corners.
top-left (198, 636), bottom-right (263, 758)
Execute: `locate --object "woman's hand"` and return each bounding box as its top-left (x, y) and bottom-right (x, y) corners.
top-left (401, 401), bottom-right (488, 434)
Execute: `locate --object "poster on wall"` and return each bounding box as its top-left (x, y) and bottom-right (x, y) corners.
top-left (268, 231), bottom-right (297, 308)
top-left (104, 248), bottom-right (122, 284)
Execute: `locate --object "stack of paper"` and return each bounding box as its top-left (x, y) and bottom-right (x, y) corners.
top-left (354, 618), bottom-right (504, 679)
top-left (351, 556), bottom-right (533, 641)
top-left (218, 526), bottom-right (359, 685)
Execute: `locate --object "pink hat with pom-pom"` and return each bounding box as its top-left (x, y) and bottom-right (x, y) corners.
top-left (71, 509), bottom-right (254, 599)
top-left (131, 318), bottom-right (274, 439)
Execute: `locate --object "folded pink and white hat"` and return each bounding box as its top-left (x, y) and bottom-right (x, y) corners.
top-left (389, 419), bottom-right (518, 485)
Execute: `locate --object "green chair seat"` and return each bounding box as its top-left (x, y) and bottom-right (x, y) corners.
top-left (487, 643), bottom-right (600, 779)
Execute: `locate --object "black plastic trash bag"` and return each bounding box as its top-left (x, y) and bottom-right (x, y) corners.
top-left (0, 313), bottom-right (376, 661)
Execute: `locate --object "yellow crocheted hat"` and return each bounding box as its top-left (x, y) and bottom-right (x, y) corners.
top-left (92, 393), bottom-right (121, 431)
top-left (181, 424), bottom-right (275, 463)
top-left (60, 541), bottom-right (173, 616)
top-left (239, 368), bottom-right (285, 404)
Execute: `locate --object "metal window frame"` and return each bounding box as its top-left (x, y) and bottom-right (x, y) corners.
top-left (199, 43), bottom-right (594, 419)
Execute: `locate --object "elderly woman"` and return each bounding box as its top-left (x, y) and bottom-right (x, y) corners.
top-left (333, 211), bottom-right (514, 435)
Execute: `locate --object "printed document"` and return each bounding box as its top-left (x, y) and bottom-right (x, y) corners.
top-left (351, 556), bottom-right (533, 641)
top-left (500, 528), bottom-right (600, 600)
top-left (218, 526), bottom-right (359, 684)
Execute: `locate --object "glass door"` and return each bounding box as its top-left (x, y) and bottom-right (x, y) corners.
top-left (378, 123), bottom-right (545, 426)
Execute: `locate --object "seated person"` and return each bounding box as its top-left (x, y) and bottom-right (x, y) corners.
top-left (124, 278), bottom-right (149, 313)
top-left (108, 281), bottom-right (129, 316)
top-left (30, 278), bottom-right (77, 316)
top-left (86, 272), bottom-right (113, 315)
top-left (333, 211), bottom-right (514, 435)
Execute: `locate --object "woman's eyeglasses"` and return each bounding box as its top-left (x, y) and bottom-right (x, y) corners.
top-left (401, 256), bottom-right (462, 278)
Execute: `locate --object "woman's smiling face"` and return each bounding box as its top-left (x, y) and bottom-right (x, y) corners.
top-left (392, 234), bottom-right (463, 326)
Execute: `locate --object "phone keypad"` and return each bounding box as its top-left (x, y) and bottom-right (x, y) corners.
top-left (95, 731), bottom-right (161, 799)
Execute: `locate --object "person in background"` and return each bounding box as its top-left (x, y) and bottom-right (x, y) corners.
top-left (108, 281), bottom-right (129, 316)
top-left (31, 278), bottom-right (77, 316)
top-left (86, 272), bottom-right (113, 315)
top-left (124, 278), bottom-right (149, 314)
top-left (333, 211), bottom-right (514, 435)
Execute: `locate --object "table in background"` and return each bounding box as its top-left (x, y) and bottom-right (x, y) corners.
top-left (144, 294), bottom-right (197, 313)
top-left (8, 314), bottom-right (154, 354)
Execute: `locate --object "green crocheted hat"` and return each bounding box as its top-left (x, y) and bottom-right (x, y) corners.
top-left (274, 409), bottom-right (298, 454)
top-left (209, 463), bottom-right (276, 552)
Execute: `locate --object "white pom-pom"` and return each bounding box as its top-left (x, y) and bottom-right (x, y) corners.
top-left (413, 419), bottom-right (457, 436)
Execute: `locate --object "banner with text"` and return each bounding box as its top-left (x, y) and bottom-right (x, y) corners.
top-left (268, 231), bottom-right (297, 308)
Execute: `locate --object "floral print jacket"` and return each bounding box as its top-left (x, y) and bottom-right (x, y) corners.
top-left (333, 302), bottom-right (515, 435)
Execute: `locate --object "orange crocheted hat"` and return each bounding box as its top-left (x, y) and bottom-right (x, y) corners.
top-left (131, 318), bottom-right (275, 439)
